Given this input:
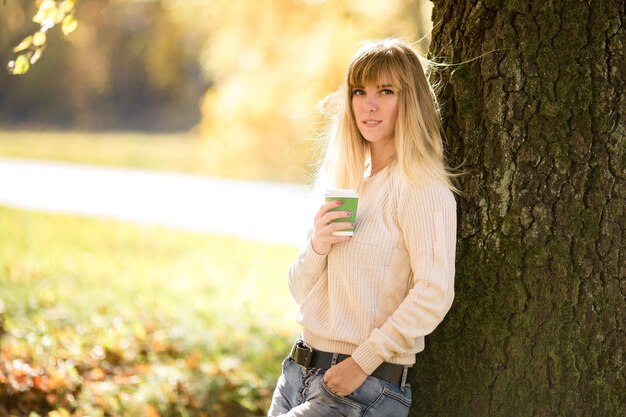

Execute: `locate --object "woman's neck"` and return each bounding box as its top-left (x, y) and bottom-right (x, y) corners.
top-left (369, 142), bottom-right (396, 174)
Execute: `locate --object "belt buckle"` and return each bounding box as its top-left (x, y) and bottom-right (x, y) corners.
top-left (291, 339), bottom-right (314, 368)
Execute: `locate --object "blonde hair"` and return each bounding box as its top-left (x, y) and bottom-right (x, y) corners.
top-left (315, 38), bottom-right (454, 192)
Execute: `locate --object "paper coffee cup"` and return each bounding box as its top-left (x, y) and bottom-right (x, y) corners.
top-left (324, 189), bottom-right (359, 236)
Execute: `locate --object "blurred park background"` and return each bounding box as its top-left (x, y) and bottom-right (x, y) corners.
top-left (0, 0), bottom-right (434, 415)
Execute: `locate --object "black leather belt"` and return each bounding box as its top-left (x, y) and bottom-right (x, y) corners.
top-left (290, 339), bottom-right (413, 386)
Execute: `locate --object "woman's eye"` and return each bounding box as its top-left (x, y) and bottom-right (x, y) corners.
top-left (382, 89), bottom-right (394, 95)
top-left (352, 89), bottom-right (365, 96)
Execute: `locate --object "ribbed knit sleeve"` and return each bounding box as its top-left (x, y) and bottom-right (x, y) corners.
top-left (351, 179), bottom-right (457, 374)
top-left (287, 234), bottom-right (328, 303)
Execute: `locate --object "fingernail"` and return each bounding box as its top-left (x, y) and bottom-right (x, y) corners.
top-left (347, 211), bottom-right (352, 217)
top-left (336, 200), bottom-right (343, 206)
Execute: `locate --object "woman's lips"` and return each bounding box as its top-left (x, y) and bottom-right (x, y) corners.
top-left (362, 119), bottom-right (382, 126)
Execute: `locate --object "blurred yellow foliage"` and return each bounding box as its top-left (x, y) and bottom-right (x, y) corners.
top-left (3, 0), bottom-right (431, 181)
top-left (196, 0), bottom-right (432, 183)
top-left (8, 0), bottom-right (78, 74)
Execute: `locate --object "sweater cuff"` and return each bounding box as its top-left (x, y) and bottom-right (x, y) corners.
top-left (302, 237), bottom-right (327, 267)
top-left (351, 341), bottom-right (384, 375)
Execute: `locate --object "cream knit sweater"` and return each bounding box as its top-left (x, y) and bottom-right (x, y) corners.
top-left (287, 166), bottom-right (457, 375)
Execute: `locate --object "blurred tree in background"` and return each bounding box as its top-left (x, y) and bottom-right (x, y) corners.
top-left (1, 0), bottom-right (432, 182)
top-left (0, 0), bottom-right (209, 132)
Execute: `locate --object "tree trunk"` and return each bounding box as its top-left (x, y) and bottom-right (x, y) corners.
top-left (411, 1), bottom-right (625, 416)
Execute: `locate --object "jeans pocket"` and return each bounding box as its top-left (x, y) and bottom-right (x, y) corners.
top-left (318, 379), bottom-right (366, 415)
top-left (381, 385), bottom-right (412, 407)
top-left (359, 383), bottom-right (411, 417)
top-left (320, 375), bottom-right (386, 409)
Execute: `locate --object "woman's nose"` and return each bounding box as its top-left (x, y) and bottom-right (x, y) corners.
top-left (365, 97), bottom-right (378, 111)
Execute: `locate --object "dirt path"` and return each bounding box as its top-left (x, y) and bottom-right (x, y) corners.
top-left (0, 157), bottom-right (312, 245)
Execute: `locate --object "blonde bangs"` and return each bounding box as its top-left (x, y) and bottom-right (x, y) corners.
top-left (348, 50), bottom-right (403, 90)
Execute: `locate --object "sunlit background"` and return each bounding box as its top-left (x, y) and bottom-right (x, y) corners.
top-left (0, 1), bottom-right (432, 415)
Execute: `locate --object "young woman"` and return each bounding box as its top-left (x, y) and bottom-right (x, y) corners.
top-left (268, 38), bottom-right (457, 417)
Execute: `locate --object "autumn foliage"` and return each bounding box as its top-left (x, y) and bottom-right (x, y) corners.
top-left (0, 206), bottom-right (298, 416)
top-left (0, 311), bottom-right (287, 416)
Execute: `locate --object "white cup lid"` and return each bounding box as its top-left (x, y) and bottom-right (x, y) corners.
top-left (324, 189), bottom-right (359, 198)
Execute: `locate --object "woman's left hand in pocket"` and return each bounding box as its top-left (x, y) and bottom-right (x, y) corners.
top-left (323, 357), bottom-right (368, 397)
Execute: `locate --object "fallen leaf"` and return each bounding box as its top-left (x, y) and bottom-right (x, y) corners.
top-left (145, 405), bottom-right (160, 417)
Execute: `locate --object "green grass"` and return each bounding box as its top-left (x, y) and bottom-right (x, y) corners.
top-left (0, 130), bottom-right (211, 175)
top-left (0, 130), bottom-right (312, 183)
top-left (0, 206), bottom-right (301, 416)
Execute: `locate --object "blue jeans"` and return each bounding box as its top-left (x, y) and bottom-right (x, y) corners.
top-left (268, 357), bottom-right (412, 417)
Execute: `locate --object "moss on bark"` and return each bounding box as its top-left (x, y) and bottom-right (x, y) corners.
top-left (411, 1), bottom-right (625, 416)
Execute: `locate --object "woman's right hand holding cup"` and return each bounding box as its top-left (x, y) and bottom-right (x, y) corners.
top-left (311, 200), bottom-right (353, 255)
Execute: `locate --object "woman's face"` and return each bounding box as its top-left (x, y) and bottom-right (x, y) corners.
top-left (351, 78), bottom-right (399, 148)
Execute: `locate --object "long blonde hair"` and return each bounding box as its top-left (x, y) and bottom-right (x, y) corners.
top-left (315, 38), bottom-right (454, 192)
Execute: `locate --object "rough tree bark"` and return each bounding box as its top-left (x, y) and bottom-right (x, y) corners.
top-left (410, 1), bottom-right (625, 416)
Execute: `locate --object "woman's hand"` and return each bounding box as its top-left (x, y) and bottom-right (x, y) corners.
top-left (311, 200), bottom-right (354, 255)
top-left (323, 357), bottom-right (368, 397)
